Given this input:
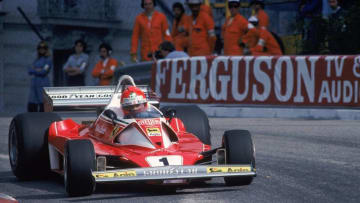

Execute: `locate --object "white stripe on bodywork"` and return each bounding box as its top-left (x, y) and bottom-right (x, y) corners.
top-left (54, 122), bottom-right (58, 136)
top-left (79, 128), bottom-right (89, 137)
top-left (175, 118), bottom-right (179, 132)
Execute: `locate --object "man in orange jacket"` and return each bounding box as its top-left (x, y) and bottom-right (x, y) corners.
top-left (222, 0), bottom-right (258, 56)
top-left (186, 0), bottom-right (216, 56)
top-left (250, 0), bottom-right (269, 29)
top-left (200, 2), bottom-right (213, 18)
top-left (171, 2), bottom-right (189, 51)
top-left (92, 43), bottom-right (119, 86)
top-left (248, 16), bottom-right (282, 55)
top-left (130, 0), bottom-right (172, 62)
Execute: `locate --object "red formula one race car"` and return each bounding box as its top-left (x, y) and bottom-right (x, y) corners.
top-left (8, 75), bottom-right (256, 196)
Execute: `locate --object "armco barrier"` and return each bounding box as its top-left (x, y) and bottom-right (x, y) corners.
top-left (114, 56), bottom-right (360, 120)
top-left (114, 61), bottom-right (153, 85)
top-left (152, 55), bottom-right (360, 109)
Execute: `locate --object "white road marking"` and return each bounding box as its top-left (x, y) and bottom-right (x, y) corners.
top-left (0, 154), bottom-right (9, 160)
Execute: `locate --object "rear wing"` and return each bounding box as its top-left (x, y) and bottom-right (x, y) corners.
top-left (43, 85), bottom-right (159, 112)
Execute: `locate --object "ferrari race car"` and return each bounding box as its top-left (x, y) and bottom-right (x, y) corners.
top-left (8, 75), bottom-right (256, 196)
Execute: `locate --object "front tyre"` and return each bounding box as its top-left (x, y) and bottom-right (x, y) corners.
top-left (8, 112), bottom-right (61, 180)
top-left (64, 139), bottom-right (96, 197)
top-left (223, 130), bottom-right (255, 186)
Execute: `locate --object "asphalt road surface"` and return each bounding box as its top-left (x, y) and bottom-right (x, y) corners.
top-left (0, 114), bottom-right (359, 203)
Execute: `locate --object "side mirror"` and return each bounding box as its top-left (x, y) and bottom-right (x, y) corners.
top-left (103, 109), bottom-right (117, 125)
top-left (164, 109), bottom-right (176, 123)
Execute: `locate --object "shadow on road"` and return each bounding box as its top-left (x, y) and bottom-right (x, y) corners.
top-left (66, 182), bottom-right (240, 202)
top-left (0, 171), bottom-right (67, 199)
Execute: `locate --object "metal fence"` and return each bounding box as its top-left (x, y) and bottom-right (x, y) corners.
top-left (114, 61), bottom-right (153, 86)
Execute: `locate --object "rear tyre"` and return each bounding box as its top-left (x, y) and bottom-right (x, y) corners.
top-left (64, 139), bottom-right (96, 197)
top-left (8, 112), bottom-right (61, 180)
top-left (161, 105), bottom-right (211, 145)
top-left (223, 130), bottom-right (255, 186)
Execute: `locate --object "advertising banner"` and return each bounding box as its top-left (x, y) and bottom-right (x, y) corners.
top-left (151, 55), bottom-right (360, 107)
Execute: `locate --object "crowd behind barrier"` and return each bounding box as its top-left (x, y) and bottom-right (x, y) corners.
top-left (22, 0), bottom-right (360, 112)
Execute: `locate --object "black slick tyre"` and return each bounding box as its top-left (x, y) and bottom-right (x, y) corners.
top-left (161, 105), bottom-right (211, 145)
top-left (8, 112), bottom-right (61, 180)
top-left (223, 130), bottom-right (255, 186)
top-left (64, 139), bottom-right (96, 197)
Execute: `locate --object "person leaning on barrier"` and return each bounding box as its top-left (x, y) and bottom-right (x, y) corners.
top-left (27, 41), bottom-right (52, 112)
top-left (91, 43), bottom-right (118, 86)
top-left (130, 0), bottom-right (172, 62)
top-left (250, 0), bottom-right (269, 29)
top-left (248, 16), bottom-right (282, 56)
top-left (63, 39), bottom-right (89, 86)
top-left (158, 41), bottom-right (189, 59)
top-left (186, 0), bottom-right (216, 56)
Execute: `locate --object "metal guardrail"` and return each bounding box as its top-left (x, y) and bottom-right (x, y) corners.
top-left (114, 61), bottom-right (154, 85)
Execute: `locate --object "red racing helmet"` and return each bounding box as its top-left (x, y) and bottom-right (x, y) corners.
top-left (121, 86), bottom-right (147, 114)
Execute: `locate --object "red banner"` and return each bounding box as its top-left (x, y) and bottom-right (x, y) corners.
top-left (151, 55), bottom-right (360, 107)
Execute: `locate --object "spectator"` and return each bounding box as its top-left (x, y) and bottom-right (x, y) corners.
top-left (63, 39), bottom-right (89, 86)
top-left (130, 0), bottom-right (172, 62)
top-left (200, 0), bottom-right (213, 19)
top-left (327, 0), bottom-right (350, 54)
top-left (159, 41), bottom-right (189, 59)
top-left (322, 0), bottom-right (332, 19)
top-left (91, 43), bottom-right (118, 86)
top-left (171, 2), bottom-right (189, 51)
top-left (250, 0), bottom-right (269, 29)
top-left (248, 16), bottom-right (283, 55)
top-left (27, 41), bottom-right (52, 112)
top-left (186, 0), bottom-right (216, 56)
top-left (222, 0), bottom-right (258, 56)
top-left (299, 0), bottom-right (326, 54)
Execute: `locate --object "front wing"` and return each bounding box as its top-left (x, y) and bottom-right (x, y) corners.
top-left (93, 165), bottom-right (256, 183)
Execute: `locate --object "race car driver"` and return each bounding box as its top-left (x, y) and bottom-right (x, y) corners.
top-left (121, 86), bottom-right (160, 119)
